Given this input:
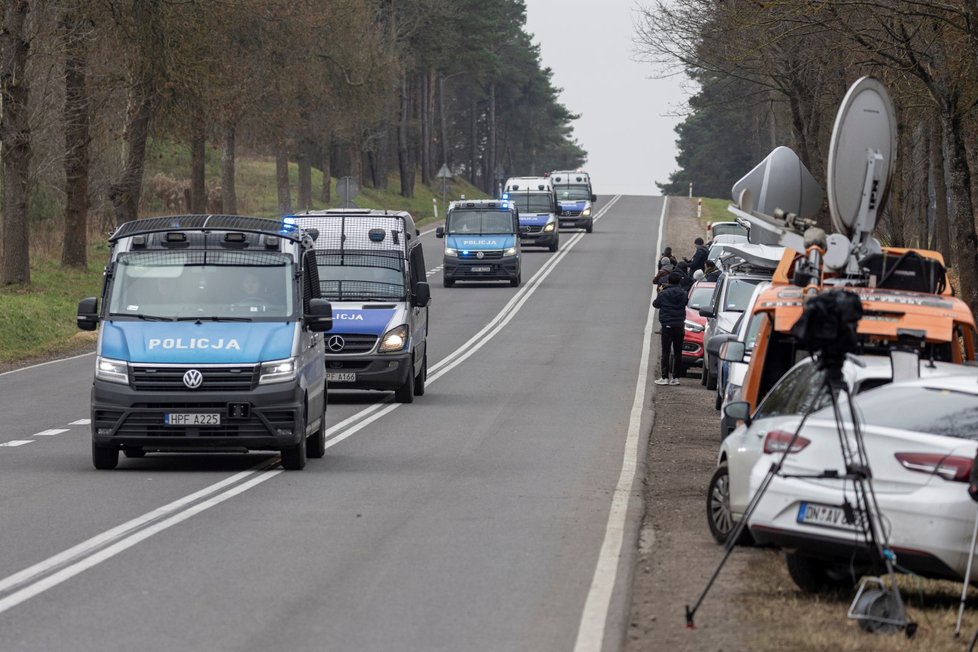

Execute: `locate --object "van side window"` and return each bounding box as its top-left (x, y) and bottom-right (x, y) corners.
top-left (409, 245), bottom-right (426, 288)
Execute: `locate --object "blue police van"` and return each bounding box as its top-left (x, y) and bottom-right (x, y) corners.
top-left (550, 169), bottom-right (597, 233)
top-left (435, 198), bottom-right (521, 287)
top-left (76, 215), bottom-right (333, 470)
top-left (289, 209), bottom-right (431, 404)
top-left (503, 176), bottom-right (560, 252)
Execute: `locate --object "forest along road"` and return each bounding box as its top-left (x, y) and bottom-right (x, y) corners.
top-left (0, 195), bottom-right (663, 652)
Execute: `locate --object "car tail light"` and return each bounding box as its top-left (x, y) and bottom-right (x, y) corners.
top-left (894, 452), bottom-right (973, 482)
top-left (763, 430), bottom-right (811, 455)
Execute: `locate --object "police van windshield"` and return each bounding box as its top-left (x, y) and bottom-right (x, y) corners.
top-left (511, 194), bottom-right (553, 214)
top-left (556, 186), bottom-right (590, 201)
top-left (108, 251), bottom-right (294, 320)
top-left (316, 251), bottom-right (406, 301)
top-left (446, 209), bottom-right (514, 235)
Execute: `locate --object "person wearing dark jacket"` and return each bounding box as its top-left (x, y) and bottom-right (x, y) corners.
top-left (704, 260), bottom-right (721, 282)
top-left (659, 247), bottom-right (678, 269)
top-left (674, 260), bottom-right (695, 291)
top-left (688, 237), bottom-right (709, 274)
top-left (652, 271), bottom-right (689, 385)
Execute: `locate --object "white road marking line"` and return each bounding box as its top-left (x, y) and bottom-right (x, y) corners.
top-left (69, 419), bottom-right (90, 426)
top-left (33, 429), bottom-right (69, 437)
top-left (0, 441), bottom-right (34, 448)
top-left (0, 351), bottom-right (95, 377)
top-left (573, 196), bottom-right (667, 652)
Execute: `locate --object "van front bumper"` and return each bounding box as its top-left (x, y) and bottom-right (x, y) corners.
top-left (520, 230), bottom-right (558, 248)
top-left (324, 352), bottom-right (412, 392)
top-left (90, 379), bottom-right (305, 451)
top-left (443, 256), bottom-right (519, 281)
top-left (558, 215), bottom-right (593, 230)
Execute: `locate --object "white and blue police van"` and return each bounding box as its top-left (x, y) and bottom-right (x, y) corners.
top-left (503, 176), bottom-right (560, 252)
top-left (76, 214), bottom-right (333, 470)
top-left (435, 198), bottom-right (521, 287)
top-left (288, 209), bottom-right (431, 404)
top-left (550, 169), bottom-right (597, 233)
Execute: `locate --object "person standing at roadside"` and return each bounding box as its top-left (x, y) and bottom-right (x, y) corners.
top-left (659, 246), bottom-right (678, 269)
top-left (688, 237), bottom-right (709, 274)
top-left (653, 271), bottom-right (688, 385)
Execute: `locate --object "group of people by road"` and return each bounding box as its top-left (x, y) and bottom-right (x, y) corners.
top-left (652, 236), bottom-right (717, 386)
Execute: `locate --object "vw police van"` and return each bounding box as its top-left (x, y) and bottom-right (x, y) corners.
top-left (503, 176), bottom-right (559, 252)
top-left (550, 169), bottom-right (596, 233)
top-left (76, 215), bottom-right (333, 471)
top-left (289, 209), bottom-right (431, 403)
top-left (435, 198), bottom-right (521, 287)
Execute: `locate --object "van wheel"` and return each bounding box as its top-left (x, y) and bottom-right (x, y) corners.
top-left (306, 402), bottom-right (326, 459)
top-left (585, 221), bottom-right (593, 233)
top-left (701, 357), bottom-right (709, 385)
top-left (414, 353), bottom-right (427, 396)
top-left (785, 554), bottom-right (855, 594)
top-left (92, 443), bottom-right (119, 470)
top-left (281, 411), bottom-right (307, 470)
top-left (510, 272), bottom-right (520, 287)
top-left (706, 362), bottom-right (718, 390)
top-left (443, 278), bottom-right (455, 288)
top-left (706, 463), bottom-right (753, 545)
top-left (549, 238), bottom-right (559, 252)
top-left (395, 362), bottom-right (416, 404)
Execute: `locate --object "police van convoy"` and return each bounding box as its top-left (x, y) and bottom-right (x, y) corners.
top-left (289, 209), bottom-right (430, 404)
top-left (76, 215), bottom-right (333, 471)
top-left (436, 198), bottom-right (521, 287)
top-left (549, 169), bottom-right (596, 233)
top-left (503, 176), bottom-right (560, 252)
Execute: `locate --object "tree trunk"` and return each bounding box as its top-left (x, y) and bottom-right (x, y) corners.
top-left (0, 0), bottom-right (32, 285)
top-left (221, 122), bottom-right (237, 214)
top-left (276, 141), bottom-right (291, 214)
top-left (62, 6), bottom-right (90, 269)
top-left (320, 138), bottom-right (331, 203)
top-left (439, 73), bottom-right (449, 169)
top-left (420, 70), bottom-right (433, 187)
top-left (931, 119), bottom-right (950, 265)
top-left (941, 109), bottom-right (978, 313)
top-left (190, 102), bottom-right (206, 213)
top-left (297, 140), bottom-right (311, 211)
top-left (488, 82), bottom-right (497, 197)
top-left (469, 96), bottom-right (478, 186)
top-left (398, 70), bottom-right (413, 198)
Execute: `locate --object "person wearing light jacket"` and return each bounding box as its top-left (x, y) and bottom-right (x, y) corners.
top-left (652, 271), bottom-right (689, 385)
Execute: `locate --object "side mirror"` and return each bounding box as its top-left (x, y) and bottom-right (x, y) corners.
top-left (724, 401), bottom-right (752, 426)
top-left (77, 297), bottom-right (99, 331)
top-left (413, 282), bottom-right (431, 307)
top-left (435, 227), bottom-right (445, 238)
top-left (719, 340), bottom-right (746, 363)
top-left (706, 333), bottom-right (736, 357)
top-left (591, 194), bottom-right (597, 203)
top-left (305, 298), bottom-right (332, 332)
top-left (699, 307), bottom-right (716, 319)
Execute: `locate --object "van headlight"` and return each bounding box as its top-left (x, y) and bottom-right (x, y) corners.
top-left (504, 247), bottom-right (517, 256)
top-left (379, 324), bottom-right (408, 352)
top-left (444, 247), bottom-right (458, 257)
top-left (95, 356), bottom-right (129, 384)
top-left (684, 319), bottom-right (705, 333)
top-left (582, 207), bottom-right (591, 217)
top-left (259, 357), bottom-right (296, 384)
top-left (543, 222), bottom-right (556, 233)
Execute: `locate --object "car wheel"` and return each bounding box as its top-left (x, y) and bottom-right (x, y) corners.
top-left (706, 362), bottom-right (718, 390)
top-left (701, 356), bottom-right (709, 385)
top-left (92, 443), bottom-right (119, 470)
top-left (306, 401), bottom-right (326, 459)
top-left (414, 353), bottom-right (427, 397)
top-left (785, 554), bottom-right (856, 594)
top-left (395, 362), bottom-right (416, 404)
top-left (443, 278), bottom-right (454, 288)
top-left (715, 387), bottom-right (722, 410)
top-left (706, 463), bottom-right (753, 545)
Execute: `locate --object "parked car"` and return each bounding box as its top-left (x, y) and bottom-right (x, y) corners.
top-left (682, 280), bottom-right (715, 375)
top-left (706, 354), bottom-right (965, 546)
top-left (708, 220), bottom-right (749, 240)
top-left (746, 371), bottom-right (978, 593)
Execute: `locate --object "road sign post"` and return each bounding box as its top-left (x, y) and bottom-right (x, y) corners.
top-left (436, 164), bottom-right (452, 214)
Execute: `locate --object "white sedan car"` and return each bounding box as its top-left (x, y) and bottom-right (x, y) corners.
top-left (747, 371), bottom-right (978, 593)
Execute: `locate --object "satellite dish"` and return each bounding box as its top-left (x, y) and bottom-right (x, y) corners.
top-left (826, 76), bottom-right (897, 239)
top-left (731, 146), bottom-right (822, 221)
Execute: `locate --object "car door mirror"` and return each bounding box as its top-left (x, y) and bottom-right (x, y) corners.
top-left (699, 307), bottom-right (716, 319)
top-left (413, 282), bottom-right (431, 307)
top-left (305, 298), bottom-right (333, 332)
top-left (436, 227), bottom-right (445, 238)
top-left (706, 333), bottom-right (735, 357)
top-left (591, 194), bottom-right (597, 203)
top-left (719, 340), bottom-right (746, 363)
top-left (724, 401), bottom-right (752, 426)
top-left (77, 297), bottom-right (99, 331)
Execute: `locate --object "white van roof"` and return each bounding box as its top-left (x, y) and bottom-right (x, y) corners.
top-left (504, 176), bottom-right (552, 193)
top-left (289, 210), bottom-right (414, 253)
top-left (550, 170), bottom-right (590, 185)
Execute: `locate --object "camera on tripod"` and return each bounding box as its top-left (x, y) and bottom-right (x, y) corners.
top-left (789, 290), bottom-right (863, 378)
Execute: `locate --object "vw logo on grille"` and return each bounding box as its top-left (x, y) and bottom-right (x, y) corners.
top-left (476, 251), bottom-right (485, 259)
top-left (327, 335), bottom-right (346, 352)
top-left (182, 369), bottom-right (203, 389)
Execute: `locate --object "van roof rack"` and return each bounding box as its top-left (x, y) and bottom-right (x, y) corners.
top-left (110, 215), bottom-right (304, 242)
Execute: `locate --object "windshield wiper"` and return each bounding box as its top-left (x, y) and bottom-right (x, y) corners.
top-left (175, 316), bottom-right (253, 322)
top-left (108, 312), bottom-right (175, 321)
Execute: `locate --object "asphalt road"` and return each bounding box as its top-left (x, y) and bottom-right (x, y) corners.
top-left (0, 195), bottom-right (665, 652)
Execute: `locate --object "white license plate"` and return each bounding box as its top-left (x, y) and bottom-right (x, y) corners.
top-left (327, 372), bottom-right (357, 382)
top-left (471, 266), bottom-right (491, 273)
top-left (797, 501), bottom-right (862, 531)
top-left (164, 413), bottom-right (220, 426)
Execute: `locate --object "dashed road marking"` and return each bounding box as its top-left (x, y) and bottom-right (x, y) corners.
top-left (0, 441), bottom-right (34, 448)
top-left (69, 419), bottom-right (90, 426)
top-left (34, 429), bottom-right (69, 437)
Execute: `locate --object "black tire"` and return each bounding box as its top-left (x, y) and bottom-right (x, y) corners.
top-left (720, 415), bottom-right (733, 440)
top-left (443, 278), bottom-right (454, 288)
top-left (715, 387), bottom-right (722, 410)
top-left (585, 220), bottom-right (593, 233)
top-left (92, 443), bottom-right (119, 470)
top-left (306, 400), bottom-right (326, 459)
top-left (509, 272), bottom-right (520, 287)
top-left (395, 361), bottom-right (416, 403)
top-left (122, 447), bottom-right (146, 458)
top-left (706, 361), bottom-right (718, 391)
top-left (414, 353), bottom-right (427, 397)
top-left (701, 356), bottom-right (709, 385)
top-left (281, 409), bottom-right (307, 470)
top-left (549, 237), bottom-right (559, 253)
top-left (785, 553), bottom-right (856, 594)
top-left (706, 463), bottom-right (753, 545)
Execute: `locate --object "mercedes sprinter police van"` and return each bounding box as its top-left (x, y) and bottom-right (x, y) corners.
top-left (75, 214), bottom-right (333, 471)
top-left (550, 169), bottom-right (596, 233)
top-left (435, 198), bottom-right (521, 287)
top-left (503, 176), bottom-right (559, 252)
top-left (289, 209), bottom-right (431, 403)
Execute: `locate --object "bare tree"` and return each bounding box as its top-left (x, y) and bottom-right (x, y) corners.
top-left (61, 2), bottom-right (91, 268)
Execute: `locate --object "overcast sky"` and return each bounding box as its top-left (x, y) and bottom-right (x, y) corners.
top-left (524, 0), bottom-right (688, 196)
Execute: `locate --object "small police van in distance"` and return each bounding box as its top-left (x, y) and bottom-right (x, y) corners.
top-left (550, 169), bottom-right (596, 233)
top-left (503, 176), bottom-right (559, 252)
top-left (76, 215), bottom-right (333, 471)
top-left (435, 198), bottom-right (521, 287)
top-left (288, 209), bottom-right (430, 403)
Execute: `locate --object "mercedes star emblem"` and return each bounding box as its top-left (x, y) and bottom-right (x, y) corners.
top-left (327, 335), bottom-right (346, 352)
top-left (182, 369), bottom-right (203, 389)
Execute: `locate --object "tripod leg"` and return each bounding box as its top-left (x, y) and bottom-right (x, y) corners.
top-left (956, 508), bottom-right (978, 636)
